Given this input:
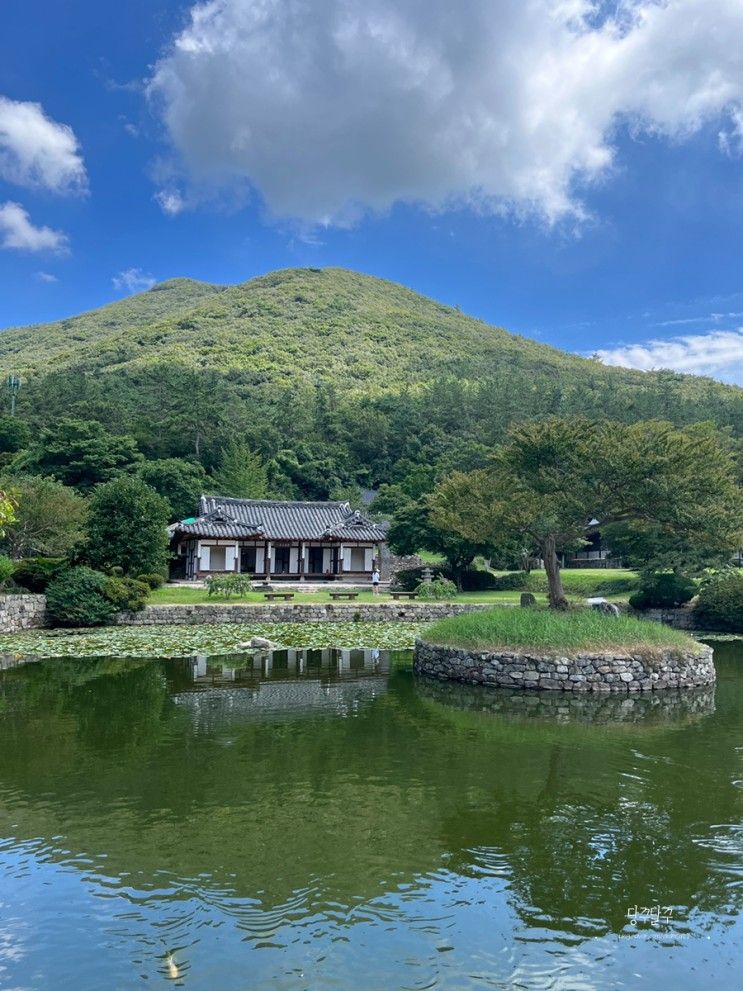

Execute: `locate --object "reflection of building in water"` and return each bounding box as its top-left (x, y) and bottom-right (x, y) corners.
top-left (170, 648), bottom-right (390, 730)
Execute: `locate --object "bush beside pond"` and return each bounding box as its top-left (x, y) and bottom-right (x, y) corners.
top-left (694, 572), bottom-right (743, 632)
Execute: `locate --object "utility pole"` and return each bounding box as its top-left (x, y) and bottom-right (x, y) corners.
top-left (7, 374), bottom-right (20, 417)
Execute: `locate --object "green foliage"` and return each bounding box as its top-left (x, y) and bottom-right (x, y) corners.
top-left (694, 571), bottom-right (743, 632)
top-left (21, 418), bottom-right (142, 490)
top-left (46, 566), bottom-right (117, 627)
top-left (0, 620), bottom-right (427, 657)
top-left (0, 416), bottom-right (31, 454)
top-left (393, 565), bottom-right (499, 592)
top-left (431, 417), bottom-right (743, 609)
top-left (416, 575), bottom-right (458, 600)
top-left (205, 573), bottom-right (254, 598)
top-left (211, 440), bottom-right (268, 499)
top-left (489, 572), bottom-right (531, 591)
top-left (11, 557), bottom-right (68, 593)
top-left (103, 577), bottom-right (150, 613)
top-left (2, 268), bottom-right (740, 505)
top-left (0, 554), bottom-right (15, 587)
top-left (0, 474), bottom-right (87, 558)
top-left (424, 607), bottom-right (699, 653)
top-left (136, 458), bottom-right (207, 521)
top-left (0, 488), bottom-right (17, 537)
top-left (629, 572), bottom-right (697, 609)
top-left (135, 573), bottom-right (166, 589)
top-left (86, 476), bottom-right (170, 576)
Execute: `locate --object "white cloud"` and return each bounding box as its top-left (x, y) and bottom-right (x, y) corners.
top-left (0, 96), bottom-right (87, 194)
top-left (596, 329), bottom-right (743, 385)
top-left (154, 188), bottom-right (186, 215)
top-left (148, 0), bottom-right (743, 226)
top-left (0, 201), bottom-right (68, 252)
top-left (112, 267), bottom-right (157, 294)
top-left (36, 271), bottom-right (58, 283)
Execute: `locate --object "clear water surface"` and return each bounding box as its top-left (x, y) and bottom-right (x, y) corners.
top-left (0, 641), bottom-right (740, 990)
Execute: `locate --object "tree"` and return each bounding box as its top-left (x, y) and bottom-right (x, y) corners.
top-left (0, 488), bottom-right (16, 537)
top-left (22, 418), bottom-right (142, 490)
top-left (430, 418), bottom-right (743, 609)
top-left (0, 416), bottom-right (31, 454)
top-left (136, 458), bottom-right (207, 521)
top-left (211, 440), bottom-right (268, 498)
top-left (86, 476), bottom-right (170, 576)
top-left (0, 474), bottom-right (87, 558)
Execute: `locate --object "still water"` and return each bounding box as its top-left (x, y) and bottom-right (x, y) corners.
top-left (0, 642), bottom-right (741, 990)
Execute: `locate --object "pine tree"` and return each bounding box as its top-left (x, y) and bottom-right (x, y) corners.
top-left (211, 440), bottom-right (268, 499)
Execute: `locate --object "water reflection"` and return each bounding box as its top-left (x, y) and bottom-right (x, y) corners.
top-left (417, 676), bottom-right (716, 725)
top-left (0, 645), bottom-right (740, 991)
top-left (171, 648), bottom-right (389, 725)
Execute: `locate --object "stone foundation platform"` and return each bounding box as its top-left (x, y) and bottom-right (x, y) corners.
top-left (413, 639), bottom-right (716, 692)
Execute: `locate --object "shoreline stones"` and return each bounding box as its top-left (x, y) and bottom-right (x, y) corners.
top-left (413, 639), bottom-right (715, 692)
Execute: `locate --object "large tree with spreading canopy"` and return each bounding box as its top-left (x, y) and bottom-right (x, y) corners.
top-left (429, 418), bottom-right (743, 609)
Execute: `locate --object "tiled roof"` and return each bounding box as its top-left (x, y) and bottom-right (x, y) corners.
top-left (172, 497), bottom-right (387, 542)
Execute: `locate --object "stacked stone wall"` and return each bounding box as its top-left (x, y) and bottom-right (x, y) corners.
top-left (115, 602), bottom-right (494, 625)
top-left (0, 594), bottom-right (48, 632)
top-left (413, 640), bottom-right (715, 692)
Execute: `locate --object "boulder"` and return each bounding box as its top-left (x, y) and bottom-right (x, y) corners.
top-left (520, 592), bottom-right (537, 607)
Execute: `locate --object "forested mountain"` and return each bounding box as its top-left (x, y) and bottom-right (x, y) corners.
top-left (1, 267), bottom-right (741, 501)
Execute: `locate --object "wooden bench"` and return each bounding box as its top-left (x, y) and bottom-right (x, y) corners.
top-left (390, 591), bottom-right (418, 600)
top-left (329, 590), bottom-right (359, 601)
top-left (263, 592), bottom-right (295, 601)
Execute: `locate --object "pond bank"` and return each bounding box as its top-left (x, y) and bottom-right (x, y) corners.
top-left (114, 601), bottom-right (495, 625)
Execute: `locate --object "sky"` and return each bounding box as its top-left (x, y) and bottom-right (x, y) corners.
top-left (2, 0), bottom-right (743, 384)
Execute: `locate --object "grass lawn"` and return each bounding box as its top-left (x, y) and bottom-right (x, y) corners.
top-left (423, 607), bottom-right (699, 654)
top-left (149, 586), bottom-right (542, 606)
top-left (149, 569), bottom-right (639, 607)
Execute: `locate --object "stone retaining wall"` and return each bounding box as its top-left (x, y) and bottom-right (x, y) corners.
top-left (413, 639), bottom-right (715, 692)
top-left (0, 594), bottom-right (48, 632)
top-left (115, 602), bottom-right (494, 626)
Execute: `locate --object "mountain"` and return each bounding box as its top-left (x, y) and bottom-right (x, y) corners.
top-left (0, 267), bottom-right (732, 398)
top-left (2, 268), bottom-right (741, 493)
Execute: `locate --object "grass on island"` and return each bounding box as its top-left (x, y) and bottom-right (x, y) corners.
top-left (422, 607), bottom-right (700, 655)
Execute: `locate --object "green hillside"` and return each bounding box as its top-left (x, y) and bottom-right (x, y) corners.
top-left (1, 267), bottom-right (741, 496)
top-left (0, 266), bottom-right (729, 393)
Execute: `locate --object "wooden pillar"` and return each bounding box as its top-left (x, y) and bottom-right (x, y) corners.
top-left (266, 541), bottom-right (272, 578)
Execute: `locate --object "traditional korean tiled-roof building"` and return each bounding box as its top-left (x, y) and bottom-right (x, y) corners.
top-left (170, 496), bottom-right (387, 581)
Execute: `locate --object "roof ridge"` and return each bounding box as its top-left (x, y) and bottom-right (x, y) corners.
top-left (201, 494), bottom-right (348, 507)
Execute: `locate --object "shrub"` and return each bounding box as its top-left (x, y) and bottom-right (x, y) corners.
top-left (394, 565), bottom-right (498, 592)
top-left (103, 576), bottom-right (150, 613)
top-left (694, 572), bottom-right (743, 632)
top-left (12, 557), bottom-right (68, 593)
top-left (0, 554), bottom-right (14, 588)
top-left (489, 571), bottom-right (531, 591)
top-left (136, 572), bottom-right (165, 590)
top-left (628, 572), bottom-right (696, 610)
top-left (206, 574), bottom-right (253, 598)
top-left (46, 567), bottom-right (117, 627)
top-left (416, 575), bottom-right (458, 600)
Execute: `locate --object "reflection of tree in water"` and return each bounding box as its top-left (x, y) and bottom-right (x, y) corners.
top-left (0, 651), bottom-right (740, 939)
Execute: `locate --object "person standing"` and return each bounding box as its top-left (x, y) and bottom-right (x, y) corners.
top-left (371, 567), bottom-right (381, 594)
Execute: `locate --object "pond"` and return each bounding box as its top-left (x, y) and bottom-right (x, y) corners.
top-left (0, 637), bottom-right (740, 990)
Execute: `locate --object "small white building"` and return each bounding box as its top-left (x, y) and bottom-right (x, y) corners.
top-left (170, 496), bottom-right (387, 582)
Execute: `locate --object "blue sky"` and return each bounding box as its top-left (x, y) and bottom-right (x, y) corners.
top-left (2, 0), bottom-right (743, 382)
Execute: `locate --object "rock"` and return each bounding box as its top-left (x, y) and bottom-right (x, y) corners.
top-left (237, 636), bottom-right (281, 650)
top-left (587, 597), bottom-right (621, 617)
top-left (520, 592), bottom-right (537, 607)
